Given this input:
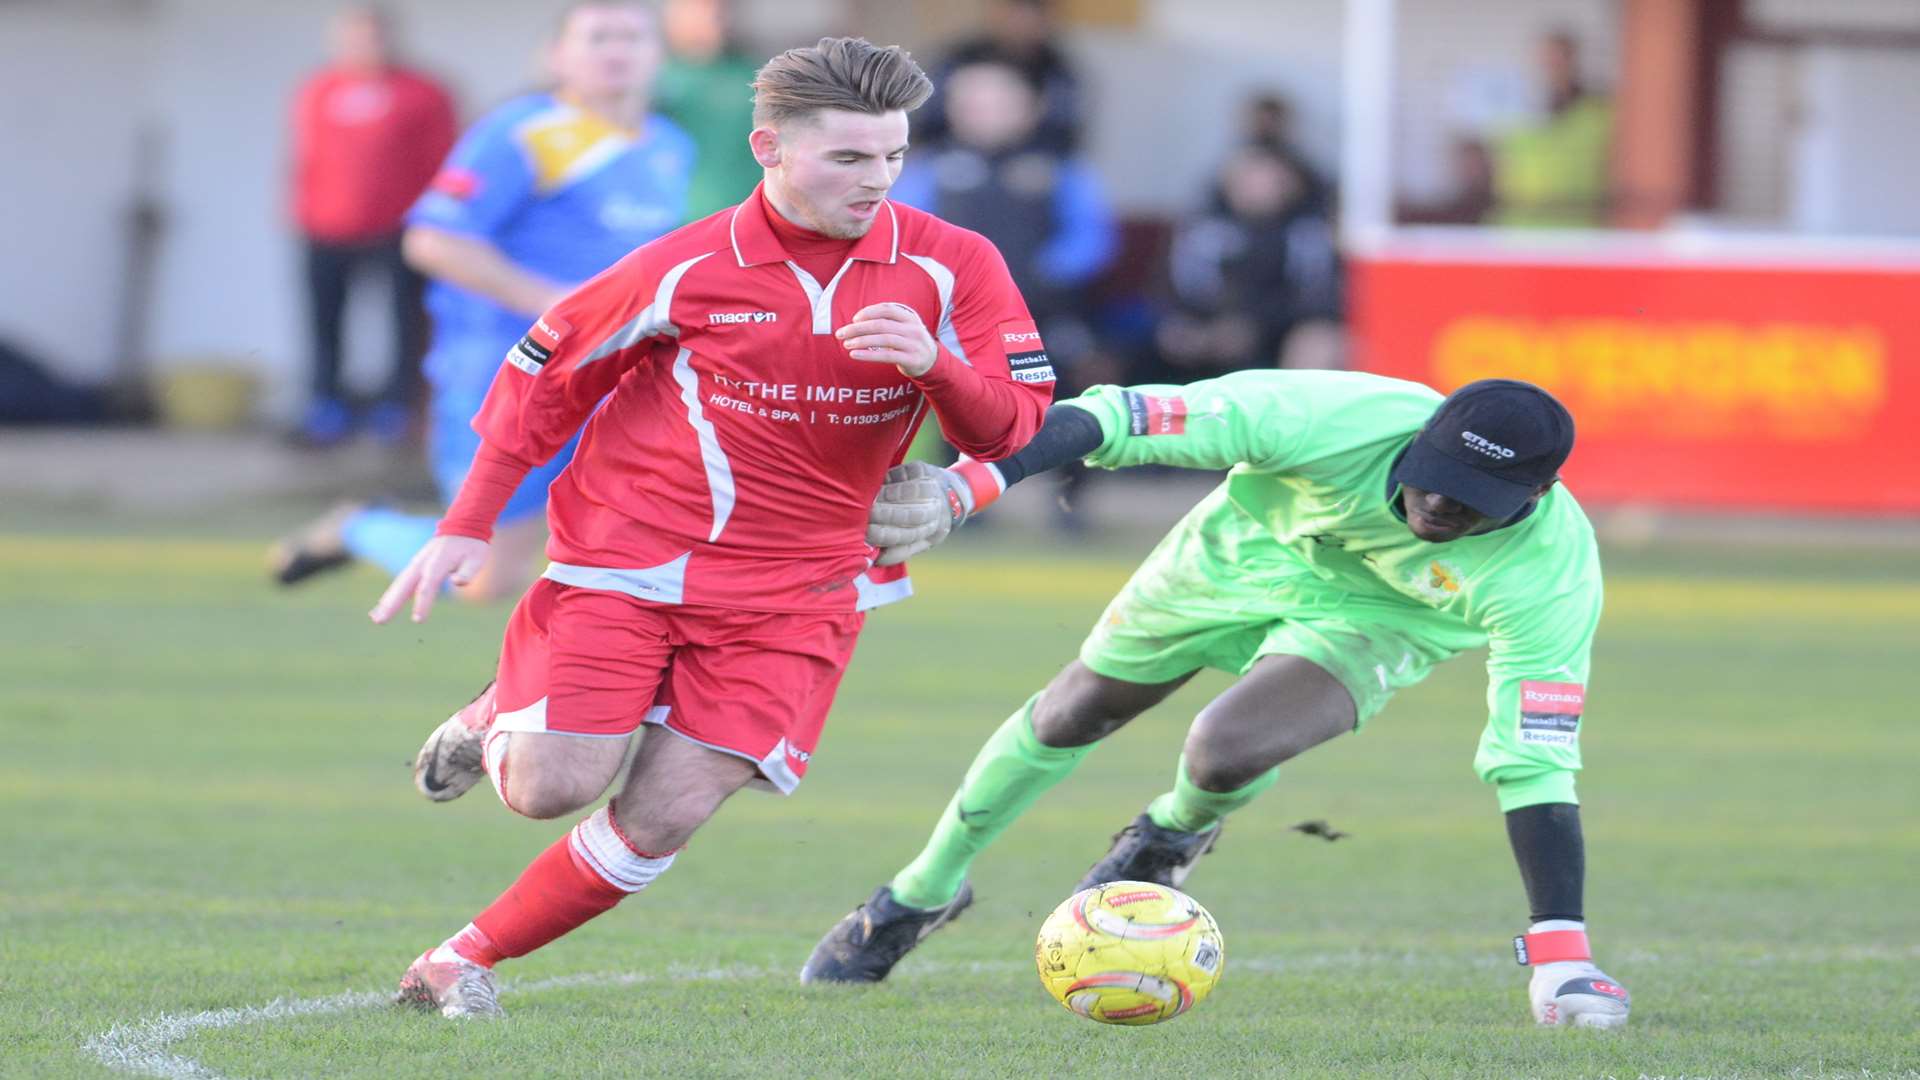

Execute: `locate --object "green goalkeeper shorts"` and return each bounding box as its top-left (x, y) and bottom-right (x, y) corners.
top-left (1078, 489), bottom-right (1485, 727)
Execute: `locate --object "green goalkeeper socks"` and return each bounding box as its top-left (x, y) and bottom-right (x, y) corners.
top-left (1145, 753), bottom-right (1279, 833)
top-left (890, 693), bottom-right (1094, 910)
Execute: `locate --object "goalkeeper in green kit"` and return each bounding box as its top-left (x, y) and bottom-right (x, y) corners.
top-left (802, 370), bottom-right (1631, 1030)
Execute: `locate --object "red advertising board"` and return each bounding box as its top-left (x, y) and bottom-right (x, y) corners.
top-left (1352, 257), bottom-right (1920, 512)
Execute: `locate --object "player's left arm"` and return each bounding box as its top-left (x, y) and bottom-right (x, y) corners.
top-left (838, 234), bottom-right (1051, 459)
top-left (1478, 575), bottom-right (1630, 1029)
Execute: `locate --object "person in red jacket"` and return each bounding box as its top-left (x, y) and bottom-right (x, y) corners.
top-left (370, 37), bottom-right (1052, 1019)
top-left (290, 6), bottom-right (456, 445)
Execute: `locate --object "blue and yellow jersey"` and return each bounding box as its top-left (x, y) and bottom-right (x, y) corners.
top-left (409, 92), bottom-right (695, 392)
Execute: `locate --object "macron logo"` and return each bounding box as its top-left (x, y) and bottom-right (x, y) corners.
top-left (710, 311), bottom-right (777, 325)
top-left (1461, 430), bottom-right (1516, 459)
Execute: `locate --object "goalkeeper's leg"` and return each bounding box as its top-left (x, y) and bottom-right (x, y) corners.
top-left (1149, 652), bottom-right (1355, 831)
top-left (1077, 653), bottom-right (1356, 890)
top-left (891, 662), bottom-right (1195, 908)
top-left (800, 663), bottom-right (1190, 984)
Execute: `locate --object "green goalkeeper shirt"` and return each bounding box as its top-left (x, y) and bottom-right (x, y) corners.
top-left (1065, 370), bottom-right (1602, 809)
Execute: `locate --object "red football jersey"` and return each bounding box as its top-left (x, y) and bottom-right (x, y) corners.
top-left (465, 185), bottom-right (1054, 613)
top-left (291, 65), bottom-right (457, 242)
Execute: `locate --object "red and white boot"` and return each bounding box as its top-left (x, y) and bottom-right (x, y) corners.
top-left (412, 681), bottom-right (495, 802)
top-left (1516, 920), bottom-right (1631, 1029)
top-left (393, 945), bottom-right (503, 1019)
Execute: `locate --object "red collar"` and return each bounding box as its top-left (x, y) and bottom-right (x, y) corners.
top-left (728, 183), bottom-right (899, 268)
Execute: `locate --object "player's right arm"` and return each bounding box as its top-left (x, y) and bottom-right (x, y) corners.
top-left (401, 105), bottom-right (571, 316)
top-left (867, 371), bottom-right (1333, 560)
top-left (370, 254), bottom-right (666, 624)
top-left (403, 228), bottom-right (571, 318)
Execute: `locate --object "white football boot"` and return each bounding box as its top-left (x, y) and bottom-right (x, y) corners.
top-left (394, 947), bottom-right (504, 1019)
top-left (1516, 920), bottom-right (1631, 1029)
top-left (412, 682), bottom-right (495, 802)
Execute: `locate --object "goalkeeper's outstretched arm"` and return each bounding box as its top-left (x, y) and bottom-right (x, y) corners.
top-left (867, 368), bottom-right (1329, 562)
top-left (864, 405), bottom-right (1105, 564)
top-left (980, 402), bottom-right (1108, 488)
top-left (944, 402), bottom-right (1108, 520)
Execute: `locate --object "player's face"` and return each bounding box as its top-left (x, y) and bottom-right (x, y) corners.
top-left (945, 63), bottom-right (1038, 150)
top-left (331, 9), bottom-right (389, 70)
top-left (662, 0), bottom-right (728, 58)
top-left (758, 109), bottom-right (911, 240)
top-left (550, 4), bottom-right (662, 102)
top-left (1399, 485), bottom-right (1498, 543)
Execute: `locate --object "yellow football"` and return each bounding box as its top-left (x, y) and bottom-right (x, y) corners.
top-left (1034, 881), bottom-right (1225, 1025)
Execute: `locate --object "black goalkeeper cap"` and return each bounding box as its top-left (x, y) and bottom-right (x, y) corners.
top-left (1390, 379), bottom-right (1575, 520)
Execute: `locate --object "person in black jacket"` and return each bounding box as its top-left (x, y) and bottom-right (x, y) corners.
top-left (918, 0), bottom-right (1084, 154)
top-left (1152, 141), bottom-right (1346, 379)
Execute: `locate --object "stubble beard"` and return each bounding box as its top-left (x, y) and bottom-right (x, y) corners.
top-left (789, 185), bottom-right (877, 239)
top-left (806, 205), bottom-right (874, 240)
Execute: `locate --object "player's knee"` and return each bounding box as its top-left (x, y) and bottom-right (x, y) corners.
top-left (503, 771), bottom-right (599, 820)
top-left (1180, 743), bottom-right (1267, 793)
top-left (1183, 697), bottom-right (1334, 788)
top-left (1031, 688), bottom-right (1115, 748)
top-left (1032, 666), bottom-right (1143, 748)
top-left (609, 796), bottom-right (709, 854)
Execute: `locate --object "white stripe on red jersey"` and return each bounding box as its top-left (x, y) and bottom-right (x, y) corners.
top-left (469, 183), bottom-right (1052, 614)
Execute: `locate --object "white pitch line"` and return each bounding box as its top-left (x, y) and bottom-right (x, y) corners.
top-left (65, 954), bottom-right (1509, 1080)
top-left (81, 965), bottom-right (808, 1080)
top-left (82, 944), bottom-right (1916, 1079)
top-left (84, 990), bottom-right (390, 1080)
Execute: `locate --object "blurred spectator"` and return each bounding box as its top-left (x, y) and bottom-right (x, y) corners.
top-left (1491, 29), bottom-right (1614, 227)
top-left (1216, 89), bottom-right (1333, 219)
top-left (891, 58), bottom-right (1116, 386)
top-left (1242, 91), bottom-right (1296, 150)
top-left (655, 0), bottom-right (763, 217)
top-left (919, 0), bottom-right (1084, 153)
top-left (289, 6), bottom-right (456, 446)
top-left (272, 1), bottom-right (694, 600)
top-left (1398, 134), bottom-right (1496, 225)
top-left (1154, 142), bottom-right (1345, 378)
top-left (889, 57), bottom-right (1116, 528)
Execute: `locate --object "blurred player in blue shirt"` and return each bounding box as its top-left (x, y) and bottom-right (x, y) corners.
top-left (273, 0), bottom-right (694, 600)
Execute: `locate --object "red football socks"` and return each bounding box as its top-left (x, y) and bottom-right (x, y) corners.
top-left (453, 836), bottom-right (627, 966)
top-left (445, 806), bottom-right (681, 967)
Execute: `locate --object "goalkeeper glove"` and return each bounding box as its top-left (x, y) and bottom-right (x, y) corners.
top-left (865, 459), bottom-right (1005, 566)
top-left (1515, 920), bottom-right (1631, 1029)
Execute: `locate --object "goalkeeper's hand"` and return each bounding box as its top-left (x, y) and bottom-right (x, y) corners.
top-left (1516, 922), bottom-right (1631, 1030)
top-left (866, 459), bottom-right (1006, 566)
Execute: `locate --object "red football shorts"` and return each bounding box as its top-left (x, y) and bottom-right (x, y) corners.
top-left (488, 579), bottom-right (865, 793)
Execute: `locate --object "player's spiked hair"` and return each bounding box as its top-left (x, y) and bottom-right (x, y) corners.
top-left (751, 37), bottom-right (933, 128)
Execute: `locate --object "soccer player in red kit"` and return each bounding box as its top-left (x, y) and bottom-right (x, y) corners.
top-left (369, 37), bottom-right (1053, 1018)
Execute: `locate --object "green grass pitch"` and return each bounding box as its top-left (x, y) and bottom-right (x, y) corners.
top-left (3, 528), bottom-right (1916, 1078)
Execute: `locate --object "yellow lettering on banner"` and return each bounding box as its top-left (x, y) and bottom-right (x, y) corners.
top-left (1432, 317), bottom-right (1887, 439)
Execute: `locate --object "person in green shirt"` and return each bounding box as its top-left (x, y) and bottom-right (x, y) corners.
top-left (654, 0), bottom-right (762, 218)
top-left (805, 370), bottom-right (1631, 1030)
top-left (1492, 30), bottom-right (1614, 228)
